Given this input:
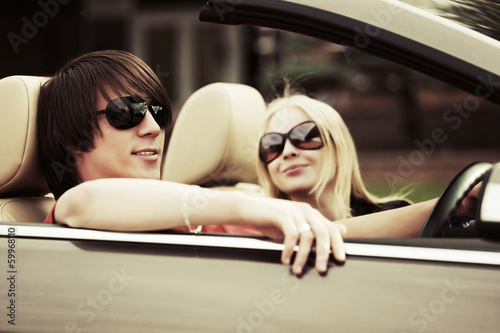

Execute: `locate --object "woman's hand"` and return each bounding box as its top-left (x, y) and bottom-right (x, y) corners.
top-left (455, 182), bottom-right (482, 221)
top-left (240, 197), bottom-right (346, 275)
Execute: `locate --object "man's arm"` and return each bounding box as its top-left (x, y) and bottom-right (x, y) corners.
top-left (54, 178), bottom-right (346, 275)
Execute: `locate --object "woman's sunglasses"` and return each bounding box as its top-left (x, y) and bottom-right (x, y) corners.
top-left (96, 96), bottom-right (168, 130)
top-left (259, 120), bottom-right (324, 164)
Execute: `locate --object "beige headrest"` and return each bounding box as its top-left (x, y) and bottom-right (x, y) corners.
top-left (0, 76), bottom-right (50, 196)
top-left (163, 83), bottom-right (266, 185)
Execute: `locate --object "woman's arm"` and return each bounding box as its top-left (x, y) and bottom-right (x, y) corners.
top-left (339, 183), bottom-right (482, 238)
top-left (55, 178), bottom-right (346, 275)
top-left (339, 199), bottom-right (437, 238)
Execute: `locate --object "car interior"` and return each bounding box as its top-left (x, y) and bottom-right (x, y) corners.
top-left (0, 75), bottom-right (267, 225)
top-left (1, 69), bottom-right (499, 245)
top-left (0, 76), bottom-right (53, 223)
top-left (163, 81), bottom-right (266, 194)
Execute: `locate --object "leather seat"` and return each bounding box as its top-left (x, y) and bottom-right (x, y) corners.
top-left (163, 82), bottom-right (266, 194)
top-left (0, 79), bottom-right (266, 223)
top-left (0, 76), bottom-right (54, 222)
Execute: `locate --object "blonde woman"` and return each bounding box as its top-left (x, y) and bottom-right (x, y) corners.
top-left (257, 91), bottom-right (478, 237)
top-left (258, 92), bottom-right (410, 220)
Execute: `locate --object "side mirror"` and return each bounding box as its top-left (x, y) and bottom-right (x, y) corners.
top-left (477, 162), bottom-right (500, 240)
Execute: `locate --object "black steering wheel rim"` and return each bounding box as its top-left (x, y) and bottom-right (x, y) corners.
top-left (418, 161), bottom-right (493, 238)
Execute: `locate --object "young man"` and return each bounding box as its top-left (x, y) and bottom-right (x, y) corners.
top-left (37, 50), bottom-right (346, 275)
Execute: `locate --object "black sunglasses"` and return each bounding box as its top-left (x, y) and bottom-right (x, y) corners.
top-left (96, 96), bottom-right (168, 130)
top-left (259, 120), bottom-right (324, 164)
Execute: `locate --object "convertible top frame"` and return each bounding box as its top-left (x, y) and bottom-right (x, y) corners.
top-left (200, 0), bottom-right (500, 104)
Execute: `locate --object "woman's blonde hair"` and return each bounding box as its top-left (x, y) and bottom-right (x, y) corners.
top-left (257, 90), bottom-right (405, 219)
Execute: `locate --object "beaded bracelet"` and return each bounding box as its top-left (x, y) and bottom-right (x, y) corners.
top-left (183, 186), bottom-right (202, 234)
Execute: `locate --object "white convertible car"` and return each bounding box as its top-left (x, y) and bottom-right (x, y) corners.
top-left (1, 0), bottom-right (500, 332)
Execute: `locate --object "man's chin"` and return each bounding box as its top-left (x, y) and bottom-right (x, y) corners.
top-left (131, 170), bottom-right (161, 180)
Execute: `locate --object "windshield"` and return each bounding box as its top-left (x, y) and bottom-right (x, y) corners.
top-left (401, 0), bottom-right (500, 41)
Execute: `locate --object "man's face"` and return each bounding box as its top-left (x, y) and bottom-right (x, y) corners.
top-left (74, 88), bottom-right (165, 182)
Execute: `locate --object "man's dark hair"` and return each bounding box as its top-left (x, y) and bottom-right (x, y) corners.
top-left (37, 50), bottom-right (172, 198)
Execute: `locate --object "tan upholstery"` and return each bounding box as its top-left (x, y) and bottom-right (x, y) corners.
top-left (163, 83), bottom-right (266, 187)
top-left (0, 197), bottom-right (54, 223)
top-left (0, 75), bottom-right (54, 222)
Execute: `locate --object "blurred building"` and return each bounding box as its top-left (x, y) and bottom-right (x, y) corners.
top-left (1, 0), bottom-right (256, 110)
top-left (2, 0), bottom-right (499, 158)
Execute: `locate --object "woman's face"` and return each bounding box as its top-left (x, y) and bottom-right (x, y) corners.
top-left (75, 88), bottom-right (165, 182)
top-left (265, 107), bottom-right (326, 200)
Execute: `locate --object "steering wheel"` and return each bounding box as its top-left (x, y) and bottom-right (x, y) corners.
top-left (419, 161), bottom-right (493, 238)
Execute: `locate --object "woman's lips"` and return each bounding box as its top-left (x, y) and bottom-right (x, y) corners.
top-left (283, 164), bottom-right (307, 174)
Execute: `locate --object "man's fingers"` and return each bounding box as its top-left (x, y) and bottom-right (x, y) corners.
top-left (330, 223), bottom-right (346, 262)
top-left (281, 217), bottom-right (299, 265)
top-left (277, 203), bottom-right (347, 275)
top-left (292, 229), bottom-right (314, 275)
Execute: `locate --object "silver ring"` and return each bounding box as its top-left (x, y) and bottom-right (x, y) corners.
top-left (298, 224), bottom-right (311, 234)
